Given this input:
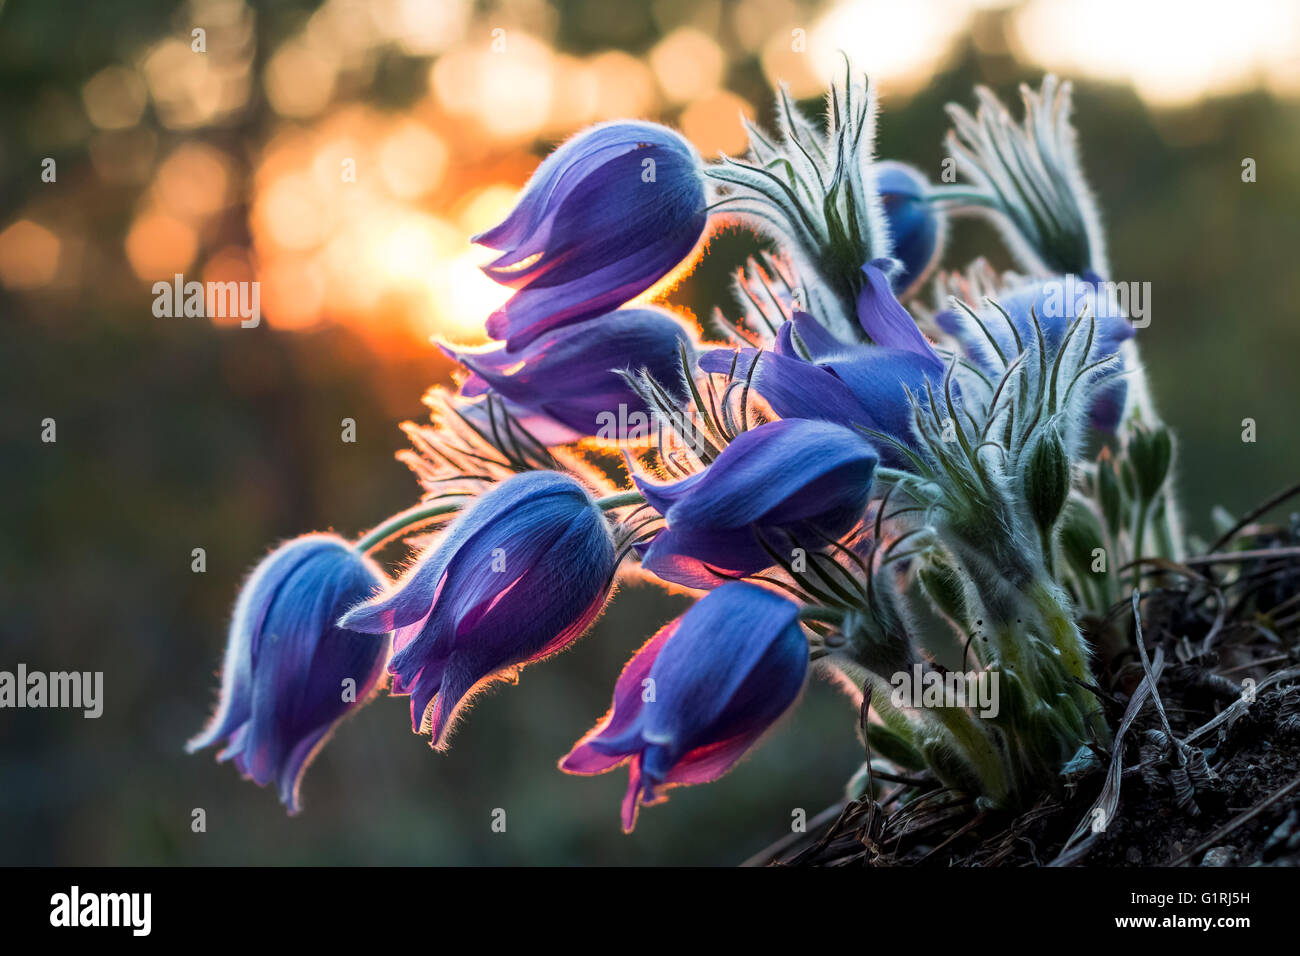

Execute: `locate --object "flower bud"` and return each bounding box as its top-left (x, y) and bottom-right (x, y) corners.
top-left (1058, 498), bottom-right (1108, 580)
top-left (917, 552), bottom-right (970, 628)
top-left (1127, 421), bottom-right (1173, 504)
top-left (1026, 432), bottom-right (1071, 536)
top-left (1095, 448), bottom-right (1125, 538)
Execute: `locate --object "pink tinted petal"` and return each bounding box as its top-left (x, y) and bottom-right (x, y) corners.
top-left (664, 731), bottom-right (766, 787)
top-left (620, 757), bottom-right (644, 833)
top-left (426, 659), bottom-right (481, 750)
top-left (560, 742), bottom-right (629, 775)
top-left (561, 624), bottom-right (675, 771)
top-left (392, 603), bottom-right (434, 656)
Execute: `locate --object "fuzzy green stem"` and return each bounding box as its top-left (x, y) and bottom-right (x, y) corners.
top-left (1025, 581), bottom-right (1111, 745)
top-left (924, 186), bottom-right (997, 207)
top-left (355, 498), bottom-right (468, 554)
top-left (1026, 581), bottom-right (1089, 686)
top-left (596, 490), bottom-right (645, 511)
top-left (1123, 358), bottom-right (1185, 561)
top-left (929, 706), bottom-right (1010, 804)
top-left (873, 466), bottom-right (915, 485)
top-left (799, 605), bottom-right (847, 625)
top-left (1039, 527), bottom-right (1057, 580)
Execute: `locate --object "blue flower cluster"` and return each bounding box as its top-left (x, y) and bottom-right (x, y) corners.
top-left (191, 67), bottom-right (1172, 829)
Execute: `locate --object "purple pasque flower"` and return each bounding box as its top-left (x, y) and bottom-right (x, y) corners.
top-left (187, 534), bottom-right (392, 814)
top-left (936, 272), bottom-right (1134, 430)
top-left (339, 470), bottom-right (617, 748)
top-left (634, 418), bottom-right (878, 589)
top-left (699, 310), bottom-right (946, 468)
top-left (877, 161), bottom-right (945, 299)
top-left (476, 121), bottom-right (708, 352)
top-left (561, 582), bottom-right (808, 831)
top-left (441, 307), bottom-right (692, 440)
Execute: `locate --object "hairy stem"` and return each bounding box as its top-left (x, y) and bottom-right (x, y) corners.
top-left (355, 489), bottom-right (647, 554)
top-left (354, 498), bottom-right (469, 554)
top-left (928, 706), bottom-right (1010, 805)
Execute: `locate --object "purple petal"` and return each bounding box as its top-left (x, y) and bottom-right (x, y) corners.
top-left (476, 122), bottom-right (706, 351)
top-left (341, 471), bottom-right (617, 741)
top-left (635, 418), bottom-right (877, 529)
top-left (560, 624), bottom-right (675, 775)
top-left (443, 308), bottom-right (691, 438)
top-left (698, 347), bottom-right (873, 426)
top-left (634, 419), bottom-right (877, 588)
top-left (189, 534), bottom-right (391, 814)
top-left (856, 258), bottom-right (940, 360)
top-left (561, 583), bottom-right (808, 830)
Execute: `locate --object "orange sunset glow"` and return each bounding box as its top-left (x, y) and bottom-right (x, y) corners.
top-left (3, 0), bottom-right (1298, 347)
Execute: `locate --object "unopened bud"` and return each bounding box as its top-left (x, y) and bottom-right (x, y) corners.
top-left (1059, 499), bottom-right (1107, 578)
top-left (1026, 433), bottom-right (1071, 535)
top-left (1128, 421), bottom-right (1173, 503)
top-left (1096, 448), bottom-right (1125, 538)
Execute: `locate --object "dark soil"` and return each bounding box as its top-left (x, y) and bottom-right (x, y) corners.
top-left (753, 500), bottom-right (1300, 867)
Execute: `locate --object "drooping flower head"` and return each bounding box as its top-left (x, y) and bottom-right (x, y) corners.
top-left (442, 307), bottom-right (692, 440)
top-left (876, 161), bottom-right (945, 299)
top-left (340, 471), bottom-right (617, 748)
top-left (561, 582), bottom-right (808, 831)
top-left (187, 534), bottom-right (392, 813)
top-left (476, 121), bottom-right (708, 352)
top-left (635, 418), bottom-right (878, 589)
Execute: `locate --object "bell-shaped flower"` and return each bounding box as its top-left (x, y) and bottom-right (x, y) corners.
top-left (475, 121), bottom-right (708, 351)
top-left (442, 308), bottom-right (691, 440)
top-left (936, 273), bottom-right (1133, 430)
top-left (339, 471), bottom-right (617, 748)
top-left (187, 534), bottom-right (392, 814)
top-left (877, 161), bottom-right (945, 298)
top-left (561, 582), bottom-right (808, 831)
top-left (699, 312), bottom-right (945, 468)
top-left (634, 418), bottom-right (878, 589)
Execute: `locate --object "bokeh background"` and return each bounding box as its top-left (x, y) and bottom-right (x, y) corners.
top-left (2, 0), bottom-right (1298, 865)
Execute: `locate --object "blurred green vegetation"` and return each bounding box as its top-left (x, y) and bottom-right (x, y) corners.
top-left (2, 0), bottom-right (1299, 864)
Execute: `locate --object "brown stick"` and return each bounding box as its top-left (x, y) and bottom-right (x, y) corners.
top-left (1206, 481), bottom-right (1300, 553)
top-left (1183, 546), bottom-right (1300, 567)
